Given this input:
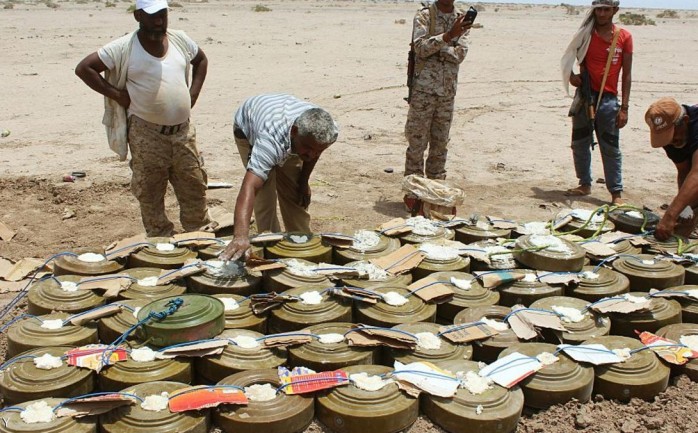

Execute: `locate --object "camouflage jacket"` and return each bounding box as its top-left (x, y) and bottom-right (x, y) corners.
top-left (412, 5), bottom-right (469, 98)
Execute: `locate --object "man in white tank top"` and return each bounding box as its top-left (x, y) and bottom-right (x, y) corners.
top-left (75, 0), bottom-right (210, 237)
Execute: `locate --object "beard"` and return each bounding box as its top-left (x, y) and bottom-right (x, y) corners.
top-left (141, 25), bottom-right (166, 41)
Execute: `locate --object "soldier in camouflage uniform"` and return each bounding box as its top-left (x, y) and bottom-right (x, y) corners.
top-left (404, 0), bottom-right (472, 191)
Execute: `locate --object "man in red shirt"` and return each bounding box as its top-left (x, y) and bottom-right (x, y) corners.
top-left (563, 0), bottom-right (633, 205)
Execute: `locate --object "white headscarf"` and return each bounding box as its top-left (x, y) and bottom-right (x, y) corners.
top-left (560, 1), bottom-right (620, 96)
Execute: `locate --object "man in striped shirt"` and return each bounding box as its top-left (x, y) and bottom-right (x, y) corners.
top-left (220, 94), bottom-right (339, 261)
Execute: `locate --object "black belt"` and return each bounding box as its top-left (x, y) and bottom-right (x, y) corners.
top-left (233, 126), bottom-right (247, 140)
top-left (132, 116), bottom-right (189, 136)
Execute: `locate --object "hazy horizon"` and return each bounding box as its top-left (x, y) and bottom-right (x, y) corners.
top-left (468, 1), bottom-right (697, 10)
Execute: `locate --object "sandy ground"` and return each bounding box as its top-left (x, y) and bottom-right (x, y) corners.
top-left (1, 0), bottom-right (698, 431)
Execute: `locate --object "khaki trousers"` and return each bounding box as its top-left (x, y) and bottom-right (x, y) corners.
top-left (128, 116), bottom-right (210, 237)
top-left (235, 136), bottom-right (311, 233)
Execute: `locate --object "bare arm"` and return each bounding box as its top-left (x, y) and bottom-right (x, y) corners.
top-left (616, 52), bottom-right (632, 129)
top-left (676, 160), bottom-right (691, 189)
top-left (189, 47), bottom-right (207, 108)
top-left (75, 52), bottom-right (130, 108)
top-left (219, 171), bottom-right (265, 261)
top-left (656, 154), bottom-right (698, 240)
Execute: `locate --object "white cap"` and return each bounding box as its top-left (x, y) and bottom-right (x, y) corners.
top-left (136, 0), bottom-right (167, 14)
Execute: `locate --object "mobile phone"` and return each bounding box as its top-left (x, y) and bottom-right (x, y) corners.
top-left (464, 6), bottom-right (477, 23)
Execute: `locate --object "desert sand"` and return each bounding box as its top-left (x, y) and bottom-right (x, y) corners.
top-left (1, 1), bottom-right (698, 431)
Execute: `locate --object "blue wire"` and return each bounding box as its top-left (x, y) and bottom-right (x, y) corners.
top-left (503, 308), bottom-right (563, 322)
top-left (156, 338), bottom-right (228, 352)
top-left (592, 254), bottom-right (645, 273)
top-left (255, 332), bottom-right (320, 342)
top-left (0, 406), bottom-right (25, 414)
top-left (630, 344), bottom-right (688, 354)
top-left (482, 356), bottom-right (540, 378)
top-left (343, 326), bottom-right (417, 340)
top-left (0, 314), bottom-right (40, 333)
top-left (170, 384), bottom-right (246, 398)
top-left (436, 321), bottom-right (486, 337)
top-left (0, 354), bottom-right (39, 371)
top-left (0, 251), bottom-right (78, 320)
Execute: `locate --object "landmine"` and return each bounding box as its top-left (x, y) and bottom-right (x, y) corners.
top-left (97, 299), bottom-right (150, 343)
top-left (214, 294), bottom-right (268, 332)
top-left (582, 336), bottom-right (671, 401)
top-left (454, 217), bottom-right (512, 244)
top-left (497, 269), bottom-right (563, 307)
top-left (98, 349), bottom-right (192, 392)
top-left (565, 266), bottom-right (630, 302)
top-left (267, 286), bottom-right (352, 334)
top-left (187, 260), bottom-right (262, 296)
top-left (611, 254), bottom-right (685, 291)
top-left (412, 243), bottom-right (470, 281)
top-left (195, 329), bottom-right (287, 384)
top-left (556, 209), bottom-right (616, 239)
top-left (53, 251), bottom-right (124, 276)
top-left (27, 274), bottom-right (105, 315)
top-left (499, 342), bottom-right (594, 409)
top-left (608, 292), bottom-right (683, 337)
top-left (265, 233), bottom-right (332, 264)
top-left (100, 381), bottom-right (210, 433)
top-left (608, 208), bottom-right (659, 234)
top-left (514, 235), bottom-right (586, 272)
top-left (421, 360), bottom-right (524, 433)
top-left (454, 305), bottom-right (520, 363)
top-left (5, 312), bottom-right (98, 358)
top-left (118, 267), bottom-right (187, 300)
top-left (652, 286), bottom-right (698, 323)
top-left (288, 323), bottom-right (379, 371)
top-left (656, 323), bottom-right (698, 381)
top-left (340, 260), bottom-right (412, 289)
top-left (263, 258), bottom-right (333, 292)
top-left (215, 369), bottom-right (314, 433)
top-left (333, 230), bottom-right (401, 265)
top-left (384, 322), bottom-right (473, 366)
top-left (3, 207), bottom-right (698, 433)
top-left (530, 296), bottom-right (611, 344)
top-left (0, 346), bottom-right (95, 405)
top-left (353, 286), bottom-right (436, 327)
top-left (315, 365), bottom-right (418, 433)
top-left (0, 398), bottom-right (98, 433)
top-left (430, 271), bottom-right (500, 323)
top-left (128, 238), bottom-right (198, 269)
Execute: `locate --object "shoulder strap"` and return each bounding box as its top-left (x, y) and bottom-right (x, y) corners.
top-left (428, 3), bottom-right (437, 36)
top-left (595, 27), bottom-right (621, 113)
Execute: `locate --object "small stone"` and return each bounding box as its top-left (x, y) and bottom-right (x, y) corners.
top-left (645, 417), bottom-right (663, 430)
top-left (61, 209), bottom-right (75, 220)
top-left (384, 167), bottom-right (394, 173)
top-left (620, 419), bottom-right (640, 433)
top-left (575, 414), bottom-right (592, 429)
top-left (363, 134), bottom-right (372, 140)
top-left (596, 177), bottom-right (606, 184)
top-left (333, 94), bottom-right (342, 99)
top-left (593, 394), bottom-right (604, 402)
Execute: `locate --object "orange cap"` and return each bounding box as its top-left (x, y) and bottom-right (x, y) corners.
top-left (645, 97), bottom-right (683, 148)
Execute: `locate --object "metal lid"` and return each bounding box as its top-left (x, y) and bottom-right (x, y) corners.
top-left (288, 322), bottom-right (378, 371)
top-left (100, 381), bottom-right (208, 433)
top-left (316, 364), bottom-right (418, 433)
top-left (353, 286), bottom-right (436, 327)
top-left (137, 295), bottom-right (225, 347)
top-left (27, 275), bottom-right (105, 315)
top-left (268, 286), bottom-right (352, 334)
top-left (263, 258), bottom-right (333, 292)
top-left (499, 342), bottom-right (594, 409)
top-left (118, 268), bottom-right (187, 301)
top-left (195, 329), bottom-right (287, 384)
top-left (0, 346), bottom-right (95, 406)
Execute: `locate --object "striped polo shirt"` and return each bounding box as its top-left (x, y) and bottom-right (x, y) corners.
top-left (234, 93), bottom-right (317, 181)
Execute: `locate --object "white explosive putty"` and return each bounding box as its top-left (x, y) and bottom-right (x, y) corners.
top-left (60, 281), bottom-right (79, 292)
top-left (529, 235), bottom-right (572, 254)
top-left (416, 332), bottom-right (442, 350)
top-left (33, 353), bottom-right (63, 370)
top-left (137, 276), bottom-right (159, 287)
top-left (232, 335), bottom-right (260, 349)
top-left (284, 259), bottom-right (320, 277)
top-left (299, 291), bottom-right (323, 305)
top-left (352, 230), bottom-right (381, 251)
top-left (155, 243), bottom-right (175, 252)
top-left (354, 261), bottom-right (389, 281)
top-left (140, 392), bottom-right (169, 411)
top-left (419, 243), bottom-right (460, 261)
top-left (552, 306), bottom-right (586, 323)
top-left (77, 253), bottom-right (106, 263)
top-left (40, 319), bottom-right (64, 330)
top-left (382, 291), bottom-right (409, 306)
top-left (20, 401), bottom-right (55, 424)
top-left (406, 216), bottom-right (439, 236)
top-left (130, 347), bottom-right (157, 363)
top-left (318, 333), bottom-right (345, 344)
top-left (480, 317), bottom-right (509, 331)
top-left (220, 298), bottom-right (240, 311)
top-left (245, 384), bottom-right (277, 401)
top-left (350, 373), bottom-right (392, 391)
top-left (450, 277), bottom-right (472, 291)
top-left (458, 371), bottom-right (493, 395)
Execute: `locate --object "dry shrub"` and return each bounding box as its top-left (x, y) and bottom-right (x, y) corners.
top-left (619, 12), bottom-right (656, 25)
top-left (253, 4), bottom-right (271, 12)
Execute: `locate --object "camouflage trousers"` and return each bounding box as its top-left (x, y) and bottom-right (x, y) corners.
top-left (404, 89), bottom-right (455, 180)
top-left (235, 136), bottom-right (311, 233)
top-left (128, 116), bottom-right (210, 237)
